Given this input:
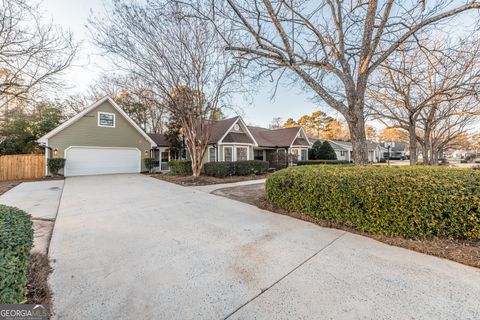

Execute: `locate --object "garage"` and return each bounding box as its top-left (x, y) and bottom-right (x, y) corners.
top-left (37, 97), bottom-right (157, 176)
top-left (64, 147), bottom-right (141, 177)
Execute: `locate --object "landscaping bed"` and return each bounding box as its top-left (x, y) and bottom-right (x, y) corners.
top-left (151, 173), bottom-right (270, 186)
top-left (213, 182), bottom-right (480, 268)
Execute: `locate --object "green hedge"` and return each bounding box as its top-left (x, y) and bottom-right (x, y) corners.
top-left (235, 160), bottom-right (269, 176)
top-left (266, 165), bottom-right (480, 240)
top-left (203, 160), bottom-right (269, 177)
top-left (47, 158), bottom-right (66, 175)
top-left (0, 205), bottom-right (33, 303)
top-left (144, 158), bottom-right (156, 172)
top-left (204, 161), bottom-right (234, 177)
top-left (168, 160), bottom-right (192, 175)
top-left (297, 160), bottom-right (350, 165)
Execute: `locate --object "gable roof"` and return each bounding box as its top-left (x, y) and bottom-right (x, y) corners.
top-left (207, 116), bottom-right (240, 143)
top-left (247, 126), bottom-right (303, 148)
top-left (37, 96), bottom-right (156, 146)
top-left (148, 133), bottom-right (169, 147)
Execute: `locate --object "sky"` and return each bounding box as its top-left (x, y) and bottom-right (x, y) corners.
top-left (41, 0), bottom-right (329, 128)
top-left (40, 0), bottom-right (478, 129)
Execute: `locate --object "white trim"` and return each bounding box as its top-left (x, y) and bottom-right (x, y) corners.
top-left (289, 127), bottom-right (311, 148)
top-left (37, 96), bottom-right (157, 147)
top-left (64, 146), bottom-right (141, 177)
top-left (218, 116), bottom-right (259, 147)
top-left (97, 111), bottom-right (116, 128)
top-left (44, 140), bottom-right (49, 176)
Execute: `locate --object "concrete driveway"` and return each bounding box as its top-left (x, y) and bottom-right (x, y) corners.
top-left (0, 180), bottom-right (64, 219)
top-left (49, 174), bottom-right (480, 319)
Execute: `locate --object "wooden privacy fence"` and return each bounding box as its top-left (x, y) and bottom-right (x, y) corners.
top-left (0, 154), bottom-right (45, 180)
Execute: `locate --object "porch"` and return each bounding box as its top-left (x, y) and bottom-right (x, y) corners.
top-left (151, 147), bottom-right (170, 172)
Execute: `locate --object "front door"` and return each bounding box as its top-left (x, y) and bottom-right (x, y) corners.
top-left (160, 151), bottom-right (169, 171)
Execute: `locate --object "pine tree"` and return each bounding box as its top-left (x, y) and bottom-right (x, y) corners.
top-left (317, 141), bottom-right (337, 160)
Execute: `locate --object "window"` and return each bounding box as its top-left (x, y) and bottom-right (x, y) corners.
top-left (301, 149), bottom-right (308, 161)
top-left (224, 146), bottom-right (233, 161)
top-left (98, 112), bottom-right (115, 127)
top-left (254, 149), bottom-right (264, 161)
top-left (236, 147), bottom-right (248, 161)
top-left (340, 151), bottom-right (346, 157)
top-left (209, 147), bottom-right (216, 162)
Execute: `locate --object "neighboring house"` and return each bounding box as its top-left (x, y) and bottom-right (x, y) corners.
top-left (382, 142), bottom-right (407, 160)
top-left (327, 140), bottom-right (386, 163)
top-left (201, 116), bottom-right (310, 168)
top-left (38, 96), bottom-right (157, 177)
top-left (38, 96), bottom-right (310, 176)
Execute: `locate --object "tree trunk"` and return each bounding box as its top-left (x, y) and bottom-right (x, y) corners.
top-left (422, 136), bottom-right (430, 165)
top-left (408, 123), bottom-right (417, 165)
top-left (346, 108), bottom-right (368, 165)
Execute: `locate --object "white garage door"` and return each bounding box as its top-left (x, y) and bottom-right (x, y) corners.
top-left (65, 147), bottom-right (141, 177)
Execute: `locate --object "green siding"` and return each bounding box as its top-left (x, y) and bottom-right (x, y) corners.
top-left (48, 101), bottom-right (152, 171)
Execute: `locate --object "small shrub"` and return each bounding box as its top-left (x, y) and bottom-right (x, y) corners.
top-left (204, 160), bottom-right (269, 177)
top-left (297, 160), bottom-right (350, 165)
top-left (168, 160), bottom-right (192, 175)
top-left (47, 158), bottom-right (65, 175)
top-left (0, 205), bottom-right (33, 303)
top-left (266, 165), bottom-right (480, 240)
top-left (235, 160), bottom-right (269, 176)
top-left (144, 158), bottom-right (156, 172)
top-left (203, 161), bottom-right (235, 177)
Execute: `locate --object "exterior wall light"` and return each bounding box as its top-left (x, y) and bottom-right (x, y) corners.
top-left (53, 148), bottom-right (58, 157)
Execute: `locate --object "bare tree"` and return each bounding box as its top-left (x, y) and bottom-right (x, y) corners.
top-left (88, 74), bottom-right (168, 134)
top-left (418, 96), bottom-right (480, 164)
top-left (205, 0), bottom-right (480, 165)
top-left (368, 38), bottom-right (480, 164)
top-left (0, 0), bottom-right (77, 116)
top-left (89, 0), bottom-right (239, 176)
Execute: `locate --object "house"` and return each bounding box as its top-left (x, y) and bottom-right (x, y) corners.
top-left (189, 116), bottom-right (310, 168)
top-left (381, 142), bottom-right (407, 160)
top-left (38, 96), bottom-right (311, 176)
top-left (327, 140), bottom-right (386, 163)
top-left (38, 96), bottom-right (157, 176)
top-left (147, 116), bottom-right (310, 171)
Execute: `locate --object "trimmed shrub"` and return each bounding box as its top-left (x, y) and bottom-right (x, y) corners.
top-left (47, 158), bottom-right (65, 175)
top-left (297, 160), bottom-right (350, 165)
top-left (0, 205), bottom-right (33, 303)
top-left (235, 160), bottom-right (269, 176)
top-left (204, 161), bottom-right (235, 177)
top-left (266, 165), bottom-right (480, 240)
top-left (168, 160), bottom-right (192, 175)
top-left (203, 160), bottom-right (269, 177)
top-left (144, 158), bottom-right (156, 172)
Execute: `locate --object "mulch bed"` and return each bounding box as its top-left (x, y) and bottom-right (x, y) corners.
top-left (150, 173), bottom-right (270, 186)
top-left (26, 253), bottom-right (53, 316)
top-left (214, 184), bottom-right (480, 269)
